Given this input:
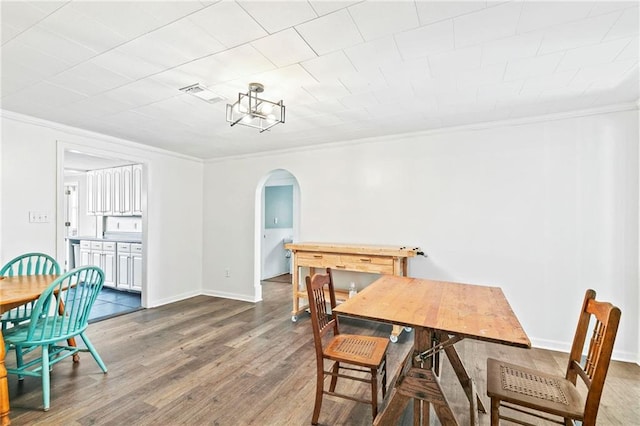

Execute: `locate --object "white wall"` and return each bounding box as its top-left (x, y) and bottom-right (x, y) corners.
top-left (203, 109), bottom-right (639, 362)
top-left (1, 112), bottom-right (204, 308)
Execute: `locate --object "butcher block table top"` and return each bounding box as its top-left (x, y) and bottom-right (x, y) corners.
top-left (284, 242), bottom-right (419, 257)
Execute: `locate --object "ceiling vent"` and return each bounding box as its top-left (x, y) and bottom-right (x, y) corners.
top-left (179, 83), bottom-right (224, 104)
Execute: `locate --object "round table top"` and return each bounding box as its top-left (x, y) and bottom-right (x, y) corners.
top-left (0, 274), bottom-right (59, 314)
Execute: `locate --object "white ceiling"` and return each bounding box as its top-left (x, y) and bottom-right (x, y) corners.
top-left (2, 1), bottom-right (638, 159)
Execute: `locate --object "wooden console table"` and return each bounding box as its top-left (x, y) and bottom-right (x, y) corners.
top-left (284, 242), bottom-right (419, 342)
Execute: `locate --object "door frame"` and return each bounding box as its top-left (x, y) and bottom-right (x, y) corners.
top-left (55, 141), bottom-right (149, 308)
top-left (253, 169), bottom-right (300, 302)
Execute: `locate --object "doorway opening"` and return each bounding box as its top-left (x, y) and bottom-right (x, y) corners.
top-left (57, 145), bottom-right (146, 317)
top-left (254, 169), bottom-right (300, 302)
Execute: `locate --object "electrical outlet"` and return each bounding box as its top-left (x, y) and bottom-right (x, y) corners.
top-left (225, 268), bottom-right (230, 278)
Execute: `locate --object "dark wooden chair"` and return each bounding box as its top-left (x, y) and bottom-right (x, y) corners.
top-left (486, 289), bottom-right (621, 426)
top-left (305, 268), bottom-right (388, 425)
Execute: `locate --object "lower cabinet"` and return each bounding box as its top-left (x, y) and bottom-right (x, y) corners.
top-left (79, 240), bottom-right (141, 292)
top-left (86, 241), bottom-right (116, 288)
top-left (117, 242), bottom-right (143, 291)
top-left (102, 242), bottom-right (117, 288)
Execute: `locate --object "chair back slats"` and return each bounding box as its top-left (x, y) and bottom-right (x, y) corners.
top-left (0, 252), bottom-right (60, 277)
top-left (24, 266), bottom-right (104, 345)
top-left (584, 319), bottom-right (604, 379)
top-left (306, 268), bottom-right (340, 344)
top-left (565, 290), bottom-right (621, 423)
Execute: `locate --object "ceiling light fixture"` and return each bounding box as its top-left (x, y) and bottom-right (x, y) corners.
top-left (226, 83), bottom-right (285, 132)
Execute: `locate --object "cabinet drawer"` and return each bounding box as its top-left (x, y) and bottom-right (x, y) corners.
top-left (117, 243), bottom-right (131, 252)
top-left (90, 241), bottom-right (103, 250)
top-left (131, 243), bottom-right (143, 254)
top-left (80, 240), bottom-right (91, 249)
top-left (103, 242), bottom-right (116, 252)
top-left (296, 252), bottom-right (341, 268)
top-left (339, 255), bottom-right (394, 274)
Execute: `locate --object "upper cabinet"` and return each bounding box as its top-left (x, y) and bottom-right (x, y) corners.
top-left (132, 164), bottom-right (143, 216)
top-left (87, 164), bottom-right (143, 216)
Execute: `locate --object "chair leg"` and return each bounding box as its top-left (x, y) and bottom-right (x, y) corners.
top-left (490, 397), bottom-right (499, 426)
top-left (15, 344), bottom-right (24, 381)
top-left (371, 367), bottom-right (378, 419)
top-left (381, 354), bottom-right (387, 399)
top-left (312, 368), bottom-right (324, 425)
top-left (80, 332), bottom-right (107, 373)
top-left (329, 361), bottom-right (339, 392)
top-left (42, 345), bottom-right (50, 411)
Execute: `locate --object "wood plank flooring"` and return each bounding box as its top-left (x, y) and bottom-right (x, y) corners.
top-left (5, 279), bottom-right (639, 425)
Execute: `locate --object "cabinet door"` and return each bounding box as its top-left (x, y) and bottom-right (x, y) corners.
top-left (117, 253), bottom-right (131, 289)
top-left (102, 169), bottom-right (113, 215)
top-left (103, 251), bottom-right (116, 288)
top-left (95, 170), bottom-right (104, 213)
top-left (80, 249), bottom-right (91, 266)
top-left (112, 168), bottom-right (122, 215)
top-left (90, 251), bottom-right (102, 269)
top-left (130, 243), bottom-right (143, 291)
top-left (122, 166), bottom-right (133, 215)
top-left (132, 164), bottom-right (142, 216)
top-left (86, 171), bottom-right (96, 215)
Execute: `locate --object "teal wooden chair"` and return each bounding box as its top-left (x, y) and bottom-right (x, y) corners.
top-left (3, 266), bottom-right (108, 411)
top-left (1, 252), bottom-right (60, 331)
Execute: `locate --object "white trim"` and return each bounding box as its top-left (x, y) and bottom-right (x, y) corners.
top-left (1, 109), bottom-right (202, 163)
top-left (146, 290), bottom-right (202, 308)
top-left (204, 101), bottom-right (640, 163)
top-left (202, 289), bottom-right (257, 303)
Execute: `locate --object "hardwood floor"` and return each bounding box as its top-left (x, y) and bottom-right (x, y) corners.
top-left (5, 279), bottom-right (639, 425)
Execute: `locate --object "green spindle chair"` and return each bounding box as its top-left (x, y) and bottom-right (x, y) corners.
top-left (3, 265), bottom-right (108, 411)
top-left (1, 253), bottom-right (60, 330)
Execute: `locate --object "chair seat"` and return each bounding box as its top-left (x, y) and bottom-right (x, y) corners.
top-left (324, 334), bottom-right (388, 368)
top-left (1, 308), bottom-right (32, 321)
top-left (487, 358), bottom-right (585, 421)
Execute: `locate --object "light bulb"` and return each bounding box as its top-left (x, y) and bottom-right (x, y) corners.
top-left (261, 103), bottom-right (273, 114)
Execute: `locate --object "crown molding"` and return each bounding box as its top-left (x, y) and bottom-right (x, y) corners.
top-left (204, 101), bottom-right (640, 163)
top-left (0, 109), bottom-right (203, 163)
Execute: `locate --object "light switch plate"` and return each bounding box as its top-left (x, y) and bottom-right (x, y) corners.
top-left (29, 211), bottom-right (50, 223)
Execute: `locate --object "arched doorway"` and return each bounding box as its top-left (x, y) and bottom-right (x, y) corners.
top-left (253, 169), bottom-right (300, 302)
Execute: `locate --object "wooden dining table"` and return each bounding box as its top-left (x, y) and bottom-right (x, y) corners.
top-left (333, 275), bottom-right (531, 426)
top-left (0, 274), bottom-right (60, 426)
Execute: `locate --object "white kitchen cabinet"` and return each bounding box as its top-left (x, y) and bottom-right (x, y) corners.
top-left (116, 242), bottom-right (142, 292)
top-left (87, 169), bottom-right (108, 215)
top-left (112, 166), bottom-right (133, 216)
top-left (117, 242), bottom-right (131, 289)
top-left (87, 164), bottom-right (141, 216)
top-left (132, 164), bottom-right (143, 216)
top-left (86, 172), bottom-right (96, 215)
top-left (102, 242), bottom-right (116, 288)
top-left (131, 243), bottom-right (143, 291)
top-left (102, 168), bottom-right (113, 216)
top-left (86, 241), bottom-right (116, 288)
top-left (79, 240), bottom-right (91, 266)
top-left (95, 170), bottom-right (104, 213)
